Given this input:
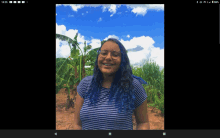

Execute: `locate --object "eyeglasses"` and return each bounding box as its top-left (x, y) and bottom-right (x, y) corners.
top-left (97, 50), bottom-right (121, 59)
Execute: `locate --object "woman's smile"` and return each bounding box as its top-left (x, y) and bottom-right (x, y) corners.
top-left (103, 64), bottom-right (113, 68)
top-left (103, 63), bottom-right (114, 67)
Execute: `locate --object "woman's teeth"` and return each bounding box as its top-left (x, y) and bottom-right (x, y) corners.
top-left (103, 64), bottom-right (112, 66)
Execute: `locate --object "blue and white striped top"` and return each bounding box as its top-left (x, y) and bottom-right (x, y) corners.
top-left (77, 75), bottom-right (147, 130)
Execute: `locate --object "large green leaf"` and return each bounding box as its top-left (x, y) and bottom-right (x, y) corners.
top-left (84, 48), bottom-right (99, 66)
top-left (86, 45), bottom-right (92, 51)
top-left (56, 34), bottom-right (73, 42)
top-left (74, 32), bottom-right (78, 40)
top-left (71, 48), bottom-right (80, 59)
top-left (56, 33), bottom-right (79, 50)
top-left (87, 48), bottom-right (99, 59)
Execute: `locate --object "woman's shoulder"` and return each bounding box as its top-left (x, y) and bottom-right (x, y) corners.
top-left (132, 77), bottom-right (140, 84)
top-left (132, 76), bottom-right (147, 86)
top-left (82, 75), bottom-right (93, 81)
top-left (132, 77), bottom-right (145, 91)
top-left (80, 75), bottom-right (93, 84)
top-left (77, 75), bottom-right (93, 95)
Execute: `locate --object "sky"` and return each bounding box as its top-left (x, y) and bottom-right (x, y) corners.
top-left (56, 4), bottom-right (164, 70)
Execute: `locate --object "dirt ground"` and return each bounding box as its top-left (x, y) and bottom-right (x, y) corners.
top-left (56, 88), bottom-right (164, 130)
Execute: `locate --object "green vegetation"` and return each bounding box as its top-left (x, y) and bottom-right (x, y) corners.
top-left (56, 34), bottom-right (164, 115)
top-left (131, 59), bottom-right (164, 116)
top-left (56, 33), bottom-right (101, 109)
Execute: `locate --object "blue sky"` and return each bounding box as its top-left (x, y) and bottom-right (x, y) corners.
top-left (56, 4), bottom-right (164, 70)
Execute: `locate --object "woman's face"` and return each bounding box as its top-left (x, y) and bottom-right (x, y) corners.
top-left (98, 41), bottom-right (121, 77)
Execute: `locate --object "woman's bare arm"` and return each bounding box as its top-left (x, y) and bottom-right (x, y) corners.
top-left (73, 92), bottom-right (84, 130)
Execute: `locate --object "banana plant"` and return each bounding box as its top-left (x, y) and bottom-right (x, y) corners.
top-left (56, 33), bottom-right (81, 92)
top-left (56, 33), bottom-right (101, 110)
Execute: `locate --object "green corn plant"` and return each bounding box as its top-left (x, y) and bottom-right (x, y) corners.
top-left (136, 58), bottom-right (164, 115)
top-left (124, 56), bottom-right (164, 115)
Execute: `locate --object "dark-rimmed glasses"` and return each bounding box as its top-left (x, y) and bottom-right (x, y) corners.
top-left (97, 50), bottom-right (121, 59)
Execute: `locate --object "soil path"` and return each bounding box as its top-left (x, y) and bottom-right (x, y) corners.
top-left (56, 88), bottom-right (164, 130)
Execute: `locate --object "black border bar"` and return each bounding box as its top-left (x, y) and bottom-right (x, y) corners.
top-left (0, 130), bottom-right (220, 137)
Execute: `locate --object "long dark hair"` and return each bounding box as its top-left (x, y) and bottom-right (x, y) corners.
top-left (84, 38), bottom-right (136, 115)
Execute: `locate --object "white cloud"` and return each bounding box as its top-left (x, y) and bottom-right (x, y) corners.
top-left (126, 4), bottom-right (164, 16)
top-left (67, 4), bottom-right (84, 12)
top-left (126, 4), bottom-right (164, 11)
top-left (56, 23), bottom-right (66, 35)
top-left (86, 11), bottom-right (88, 13)
top-left (132, 7), bottom-right (147, 16)
top-left (65, 29), bottom-right (78, 40)
top-left (56, 25), bottom-right (164, 68)
top-left (56, 38), bottom-right (71, 58)
top-left (97, 17), bottom-right (102, 22)
top-left (88, 39), bottom-right (102, 49)
top-left (56, 13), bottom-right (57, 16)
top-left (146, 4), bottom-right (164, 11)
top-left (104, 35), bottom-right (119, 40)
top-left (102, 4), bottom-right (121, 17)
top-left (56, 4), bottom-right (164, 18)
top-left (108, 4), bottom-right (117, 17)
top-left (98, 34), bottom-right (164, 67)
top-left (56, 4), bottom-right (103, 12)
top-left (150, 47), bottom-right (164, 66)
top-left (119, 36), bottom-right (164, 67)
top-left (56, 4), bottom-right (121, 17)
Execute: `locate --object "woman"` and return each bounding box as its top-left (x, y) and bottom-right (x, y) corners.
top-left (73, 38), bottom-right (150, 130)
